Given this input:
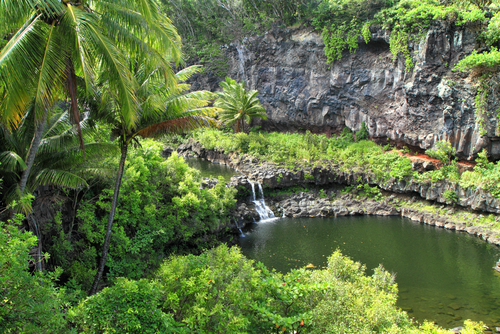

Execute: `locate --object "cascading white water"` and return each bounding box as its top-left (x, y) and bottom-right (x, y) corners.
top-left (250, 181), bottom-right (276, 221)
top-left (236, 44), bottom-right (247, 80)
top-left (234, 219), bottom-right (245, 237)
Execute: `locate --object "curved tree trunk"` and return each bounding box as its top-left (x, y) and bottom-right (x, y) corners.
top-left (19, 110), bottom-right (48, 195)
top-left (18, 110), bottom-right (48, 272)
top-left (89, 143), bottom-right (128, 296)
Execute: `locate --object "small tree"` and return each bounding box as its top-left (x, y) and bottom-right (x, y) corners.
top-left (425, 140), bottom-right (456, 165)
top-left (355, 121), bottom-right (369, 141)
top-left (215, 77), bottom-right (267, 133)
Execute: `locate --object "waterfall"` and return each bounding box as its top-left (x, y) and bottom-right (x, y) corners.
top-left (236, 44), bottom-right (247, 80)
top-left (234, 219), bottom-right (245, 237)
top-left (250, 181), bottom-right (276, 222)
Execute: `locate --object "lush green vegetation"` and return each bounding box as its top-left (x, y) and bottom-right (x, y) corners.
top-left (215, 77), bottom-right (267, 133)
top-left (45, 140), bottom-right (236, 290)
top-left (191, 128), bottom-right (500, 198)
top-left (1, 0), bottom-right (498, 332)
top-left (162, 0), bottom-right (314, 76)
top-left (0, 215), bottom-right (69, 334)
top-left (6, 242), bottom-right (477, 333)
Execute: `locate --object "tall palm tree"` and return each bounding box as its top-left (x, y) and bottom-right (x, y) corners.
top-left (214, 77), bottom-right (267, 133)
top-left (0, 107), bottom-right (115, 270)
top-left (0, 0), bottom-right (181, 196)
top-left (89, 64), bottom-right (219, 295)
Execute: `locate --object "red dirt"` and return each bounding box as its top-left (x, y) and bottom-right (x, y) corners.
top-left (399, 152), bottom-right (476, 171)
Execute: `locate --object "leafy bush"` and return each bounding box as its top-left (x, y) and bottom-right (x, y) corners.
top-left (355, 121), bottom-right (369, 141)
top-left (425, 140), bottom-right (456, 164)
top-left (0, 217), bottom-right (69, 333)
top-left (48, 139), bottom-right (236, 289)
top-left (443, 189), bottom-right (458, 204)
top-left (454, 47), bottom-right (500, 74)
top-left (152, 245), bottom-right (472, 333)
top-left (69, 278), bottom-right (182, 333)
top-left (312, 0), bottom-right (388, 63)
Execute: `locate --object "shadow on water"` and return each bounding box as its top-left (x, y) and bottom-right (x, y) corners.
top-left (183, 157), bottom-right (239, 182)
top-left (239, 216), bottom-right (500, 328)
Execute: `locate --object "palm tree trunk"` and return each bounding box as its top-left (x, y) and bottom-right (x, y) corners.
top-left (19, 110), bottom-right (48, 195)
top-left (89, 143), bottom-right (128, 296)
top-left (28, 213), bottom-right (43, 271)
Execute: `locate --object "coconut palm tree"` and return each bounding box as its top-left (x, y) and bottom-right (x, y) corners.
top-left (0, 0), bottom-right (181, 196)
top-left (0, 107), bottom-right (115, 270)
top-left (214, 77), bottom-right (267, 133)
top-left (89, 64), bottom-right (219, 295)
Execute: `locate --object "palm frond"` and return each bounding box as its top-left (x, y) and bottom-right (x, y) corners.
top-left (0, 151), bottom-right (27, 172)
top-left (0, 13), bottom-right (46, 128)
top-left (175, 65), bottom-right (204, 82)
top-left (32, 21), bottom-right (68, 124)
top-left (136, 115), bottom-right (218, 138)
top-left (34, 168), bottom-right (88, 189)
top-left (63, 5), bottom-right (96, 95)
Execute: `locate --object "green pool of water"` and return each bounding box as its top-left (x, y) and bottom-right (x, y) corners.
top-left (239, 216), bottom-right (500, 328)
top-left (183, 157), bottom-right (239, 182)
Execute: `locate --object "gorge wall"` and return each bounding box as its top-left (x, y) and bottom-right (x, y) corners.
top-left (190, 23), bottom-right (500, 160)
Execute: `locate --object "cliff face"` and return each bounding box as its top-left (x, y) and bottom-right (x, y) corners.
top-left (190, 24), bottom-right (500, 160)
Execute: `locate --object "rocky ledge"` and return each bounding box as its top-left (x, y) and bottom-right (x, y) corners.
top-left (172, 140), bottom-right (500, 246)
top-left (232, 189), bottom-right (500, 246)
top-left (176, 139), bottom-right (500, 214)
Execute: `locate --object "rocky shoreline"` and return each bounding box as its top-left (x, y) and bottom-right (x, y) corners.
top-left (172, 140), bottom-right (500, 247)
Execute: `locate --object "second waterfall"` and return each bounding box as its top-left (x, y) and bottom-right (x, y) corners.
top-left (250, 181), bottom-right (276, 222)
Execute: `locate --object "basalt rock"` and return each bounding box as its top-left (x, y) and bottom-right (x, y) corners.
top-left (189, 24), bottom-right (500, 160)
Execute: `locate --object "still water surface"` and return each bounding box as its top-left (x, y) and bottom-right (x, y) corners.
top-left (183, 157), bottom-right (239, 182)
top-left (239, 216), bottom-right (500, 328)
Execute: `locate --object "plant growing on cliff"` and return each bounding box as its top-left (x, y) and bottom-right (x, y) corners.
top-left (425, 140), bottom-right (456, 165)
top-left (355, 121), bottom-right (369, 141)
top-left (454, 50), bottom-right (500, 136)
top-left (215, 77), bottom-right (267, 133)
top-left (443, 189), bottom-right (458, 204)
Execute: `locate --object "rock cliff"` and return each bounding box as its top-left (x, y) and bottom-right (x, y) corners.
top-left (190, 24), bottom-right (500, 160)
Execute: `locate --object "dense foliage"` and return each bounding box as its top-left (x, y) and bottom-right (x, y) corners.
top-left (69, 244), bottom-right (480, 333)
top-left (43, 139), bottom-right (236, 290)
top-left (1, 1), bottom-right (498, 332)
top-left (0, 216), bottom-right (68, 333)
top-left (190, 128), bottom-right (500, 198)
top-left (161, 0), bottom-right (315, 75)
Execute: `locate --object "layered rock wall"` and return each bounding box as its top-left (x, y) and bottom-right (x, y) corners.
top-left (190, 24), bottom-right (500, 160)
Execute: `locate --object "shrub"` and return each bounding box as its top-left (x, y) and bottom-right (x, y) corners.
top-left (355, 121), bottom-right (369, 141)
top-left (69, 278), bottom-right (182, 333)
top-left (0, 217), bottom-right (68, 334)
top-left (443, 189), bottom-right (458, 204)
top-left (425, 140), bottom-right (456, 164)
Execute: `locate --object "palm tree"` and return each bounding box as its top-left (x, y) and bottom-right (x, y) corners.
top-left (0, 0), bottom-right (181, 197)
top-left (89, 64), bottom-right (219, 295)
top-left (214, 77), bottom-right (267, 133)
top-left (0, 108), bottom-right (115, 270)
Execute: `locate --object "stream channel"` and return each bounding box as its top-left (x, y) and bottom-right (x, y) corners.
top-left (186, 157), bottom-right (500, 328)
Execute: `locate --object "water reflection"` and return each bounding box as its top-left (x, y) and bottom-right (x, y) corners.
top-left (183, 157), bottom-right (239, 182)
top-left (239, 216), bottom-right (500, 328)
